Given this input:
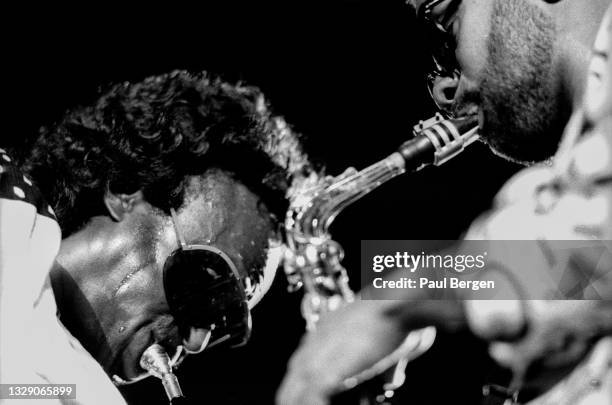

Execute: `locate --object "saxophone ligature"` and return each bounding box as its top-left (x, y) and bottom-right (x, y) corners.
top-left (283, 113), bottom-right (479, 402)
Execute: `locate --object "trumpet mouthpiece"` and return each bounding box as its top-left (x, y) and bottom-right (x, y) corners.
top-left (140, 343), bottom-right (184, 401)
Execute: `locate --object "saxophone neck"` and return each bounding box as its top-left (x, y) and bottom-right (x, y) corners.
top-left (287, 114), bottom-right (480, 239)
top-left (287, 152), bottom-right (407, 239)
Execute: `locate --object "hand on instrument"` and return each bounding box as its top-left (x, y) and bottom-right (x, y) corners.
top-left (275, 300), bottom-right (408, 405)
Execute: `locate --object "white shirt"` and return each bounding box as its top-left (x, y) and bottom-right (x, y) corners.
top-left (0, 150), bottom-right (126, 405)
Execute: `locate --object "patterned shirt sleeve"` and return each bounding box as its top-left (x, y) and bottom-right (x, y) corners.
top-left (0, 148), bottom-right (57, 221)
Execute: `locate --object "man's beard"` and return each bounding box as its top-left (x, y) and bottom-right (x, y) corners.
top-left (458, 0), bottom-right (569, 164)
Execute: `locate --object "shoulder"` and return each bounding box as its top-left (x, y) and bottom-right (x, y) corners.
top-left (0, 147), bottom-right (61, 306)
top-left (0, 147), bottom-right (57, 221)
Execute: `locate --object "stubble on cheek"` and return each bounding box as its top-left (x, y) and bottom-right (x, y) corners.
top-left (476, 0), bottom-right (566, 163)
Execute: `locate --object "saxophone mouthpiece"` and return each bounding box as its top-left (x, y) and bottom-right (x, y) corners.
top-left (399, 113), bottom-right (480, 171)
top-left (140, 343), bottom-right (185, 402)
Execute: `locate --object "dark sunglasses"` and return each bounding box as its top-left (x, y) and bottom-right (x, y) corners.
top-left (417, 0), bottom-right (462, 113)
top-left (163, 208), bottom-right (252, 349)
top-left (112, 209), bottom-right (253, 386)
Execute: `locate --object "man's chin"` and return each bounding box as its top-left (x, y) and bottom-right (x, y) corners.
top-left (480, 124), bottom-right (560, 165)
top-left (119, 348), bottom-right (149, 381)
top-left (107, 315), bottom-right (183, 382)
top-left (486, 142), bottom-right (543, 166)
top-left (108, 328), bottom-right (155, 381)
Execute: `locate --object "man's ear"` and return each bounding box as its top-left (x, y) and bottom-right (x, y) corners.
top-left (104, 189), bottom-right (145, 221)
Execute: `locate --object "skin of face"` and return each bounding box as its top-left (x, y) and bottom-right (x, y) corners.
top-left (422, 0), bottom-right (611, 163)
top-left (50, 169), bottom-right (278, 380)
top-left (584, 8), bottom-right (612, 123)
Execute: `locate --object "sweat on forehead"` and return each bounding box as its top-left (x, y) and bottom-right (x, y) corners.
top-left (178, 171), bottom-right (275, 232)
top-left (181, 170), bottom-right (234, 205)
top-left (173, 170), bottom-right (275, 268)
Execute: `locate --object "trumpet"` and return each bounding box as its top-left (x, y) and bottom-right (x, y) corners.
top-left (283, 113), bottom-right (479, 403)
top-left (139, 344), bottom-right (186, 404)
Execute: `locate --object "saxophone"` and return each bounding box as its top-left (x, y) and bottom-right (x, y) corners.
top-left (283, 113), bottom-right (479, 403)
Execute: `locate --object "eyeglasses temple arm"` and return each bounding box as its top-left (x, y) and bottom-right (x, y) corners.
top-left (170, 208), bottom-right (187, 249)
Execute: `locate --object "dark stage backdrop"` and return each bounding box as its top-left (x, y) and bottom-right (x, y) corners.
top-left (4, 2), bottom-right (521, 404)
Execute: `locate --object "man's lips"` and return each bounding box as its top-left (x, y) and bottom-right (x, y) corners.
top-left (110, 316), bottom-right (182, 380)
top-left (111, 323), bottom-right (155, 380)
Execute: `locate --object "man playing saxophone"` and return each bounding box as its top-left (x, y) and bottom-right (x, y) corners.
top-left (278, 1), bottom-right (612, 404)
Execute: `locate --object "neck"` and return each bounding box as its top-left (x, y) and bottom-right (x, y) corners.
top-left (50, 216), bottom-right (128, 356)
top-left (53, 216), bottom-right (119, 296)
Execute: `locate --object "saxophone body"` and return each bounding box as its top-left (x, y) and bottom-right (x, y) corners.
top-left (283, 113), bottom-right (479, 402)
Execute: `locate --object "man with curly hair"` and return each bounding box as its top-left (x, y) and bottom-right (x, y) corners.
top-left (0, 70), bottom-right (311, 404)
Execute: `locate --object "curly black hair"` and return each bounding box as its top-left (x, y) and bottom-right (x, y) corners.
top-left (21, 70), bottom-right (311, 236)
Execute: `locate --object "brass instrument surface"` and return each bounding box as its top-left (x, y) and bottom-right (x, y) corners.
top-left (283, 114), bottom-right (479, 403)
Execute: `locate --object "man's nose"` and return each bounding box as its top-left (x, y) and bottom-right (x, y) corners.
top-left (431, 75), bottom-right (459, 111)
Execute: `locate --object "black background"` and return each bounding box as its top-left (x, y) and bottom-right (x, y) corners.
top-left (4, 1), bottom-right (521, 404)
